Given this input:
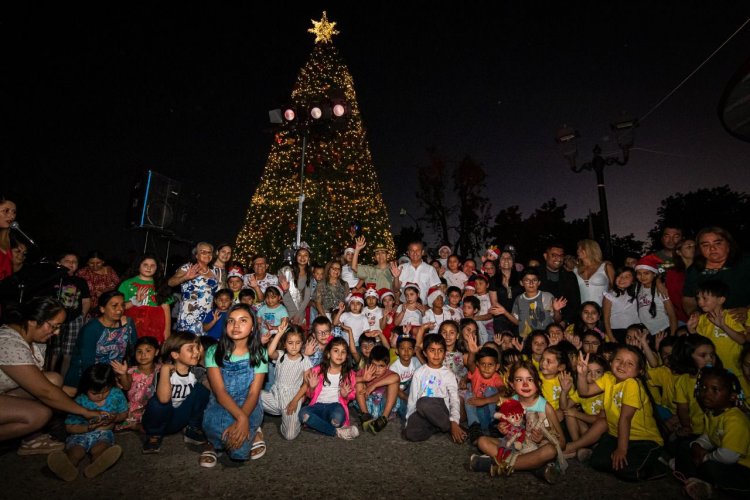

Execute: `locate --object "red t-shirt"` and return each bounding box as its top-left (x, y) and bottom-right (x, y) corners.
top-left (467, 369), bottom-right (504, 397)
top-left (0, 247), bottom-right (12, 280)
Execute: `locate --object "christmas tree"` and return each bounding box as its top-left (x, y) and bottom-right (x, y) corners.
top-left (235, 12), bottom-right (396, 267)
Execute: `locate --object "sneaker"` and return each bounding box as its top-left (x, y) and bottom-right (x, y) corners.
top-left (142, 435), bottom-right (163, 454)
top-left (364, 416), bottom-right (388, 434)
top-left (469, 454), bottom-right (493, 473)
top-left (184, 426), bottom-right (207, 445)
top-left (543, 462), bottom-right (562, 484)
top-left (684, 477), bottom-right (712, 500)
top-left (335, 425), bottom-right (360, 440)
top-left (467, 423), bottom-right (483, 445)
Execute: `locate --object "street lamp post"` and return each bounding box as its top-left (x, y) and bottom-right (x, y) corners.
top-left (270, 92), bottom-right (349, 249)
top-left (556, 118), bottom-right (638, 258)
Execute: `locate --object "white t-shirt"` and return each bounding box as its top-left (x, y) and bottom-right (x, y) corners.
top-left (397, 305), bottom-right (423, 329)
top-left (444, 270), bottom-right (468, 290)
top-left (317, 372), bottom-right (341, 404)
top-left (341, 265), bottom-right (360, 289)
top-left (603, 291), bottom-right (640, 330)
top-left (389, 357), bottom-right (422, 390)
top-left (445, 305), bottom-right (464, 322)
top-left (405, 365), bottom-right (460, 424)
top-left (364, 306), bottom-right (383, 331)
top-left (636, 286), bottom-right (670, 335)
top-left (340, 312), bottom-right (370, 346)
top-left (243, 273), bottom-right (279, 293)
top-left (0, 325), bottom-right (46, 394)
top-left (423, 309), bottom-right (450, 333)
top-left (160, 368), bottom-right (197, 408)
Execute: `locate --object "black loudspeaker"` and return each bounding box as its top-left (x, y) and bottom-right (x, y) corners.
top-left (129, 171), bottom-right (188, 235)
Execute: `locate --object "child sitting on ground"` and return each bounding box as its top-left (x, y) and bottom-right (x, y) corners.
top-left (111, 336), bottom-right (160, 432)
top-left (464, 339), bottom-right (505, 444)
top-left (47, 364), bottom-right (127, 481)
top-left (389, 334), bottom-right (421, 421)
top-left (356, 345), bottom-right (400, 434)
top-left (404, 334), bottom-right (466, 443)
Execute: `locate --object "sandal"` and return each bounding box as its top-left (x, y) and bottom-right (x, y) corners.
top-left (250, 440), bottom-right (266, 460)
top-left (199, 450), bottom-right (218, 468)
top-left (18, 433), bottom-right (64, 456)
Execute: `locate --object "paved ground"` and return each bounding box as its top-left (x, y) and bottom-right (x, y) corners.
top-left (1, 416), bottom-right (684, 499)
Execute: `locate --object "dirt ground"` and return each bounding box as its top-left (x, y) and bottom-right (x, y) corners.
top-left (0, 415), bottom-right (686, 499)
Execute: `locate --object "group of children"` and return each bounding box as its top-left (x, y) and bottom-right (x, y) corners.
top-left (29, 247), bottom-right (749, 500)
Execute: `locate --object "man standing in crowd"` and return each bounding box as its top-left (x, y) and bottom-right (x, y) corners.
top-left (538, 243), bottom-right (580, 326)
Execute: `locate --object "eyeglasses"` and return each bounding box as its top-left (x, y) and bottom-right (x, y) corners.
top-left (316, 330), bottom-right (331, 335)
top-left (522, 279), bottom-right (539, 284)
top-left (45, 321), bottom-right (63, 332)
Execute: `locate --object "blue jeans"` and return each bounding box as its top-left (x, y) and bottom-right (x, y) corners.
top-left (142, 383), bottom-right (210, 436)
top-left (299, 402), bottom-right (346, 437)
top-left (203, 357), bottom-right (264, 461)
top-left (465, 387), bottom-right (498, 430)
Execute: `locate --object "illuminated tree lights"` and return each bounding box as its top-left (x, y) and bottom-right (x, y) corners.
top-left (235, 13), bottom-right (396, 267)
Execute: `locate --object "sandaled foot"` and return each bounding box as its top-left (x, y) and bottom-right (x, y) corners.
top-left (47, 451), bottom-right (78, 482)
top-left (250, 440), bottom-right (266, 460)
top-left (84, 445), bottom-right (122, 478)
top-left (18, 433), bottom-right (64, 456)
top-left (199, 450), bottom-right (218, 468)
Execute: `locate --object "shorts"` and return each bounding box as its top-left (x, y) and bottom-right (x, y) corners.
top-left (65, 429), bottom-right (114, 452)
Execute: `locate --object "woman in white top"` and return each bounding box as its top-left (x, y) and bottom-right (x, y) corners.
top-left (573, 239), bottom-right (614, 306)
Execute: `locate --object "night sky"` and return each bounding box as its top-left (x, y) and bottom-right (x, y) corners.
top-left (6, 3), bottom-right (750, 264)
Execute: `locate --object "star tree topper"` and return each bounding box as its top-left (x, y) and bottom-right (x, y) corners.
top-left (308, 11), bottom-right (339, 44)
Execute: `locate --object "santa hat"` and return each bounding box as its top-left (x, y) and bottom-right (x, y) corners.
top-left (344, 247), bottom-right (355, 255)
top-left (427, 286), bottom-right (444, 307)
top-left (364, 283), bottom-right (379, 299)
top-left (464, 280), bottom-right (476, 291)
top-left (227, 266), bottom-right (244, 280)
top-left (438, 245), bottom-right (452, 255)
top-left (474, 273), bottom-right (490, 283)
top-left (377, 288), bottom-right (395, 302)
top-left (485, 246), bottom-right (500, 260)
top-left (346, 292), bottom-right (365, 305)
top-left (403, 282), bottom-right (420, 294)
top-left (635, 254), bottom-right (663, 274)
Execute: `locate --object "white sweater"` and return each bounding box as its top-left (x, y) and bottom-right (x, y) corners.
top-left (405, 364), bottom-right (460, 424)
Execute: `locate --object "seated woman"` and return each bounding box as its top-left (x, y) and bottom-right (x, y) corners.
top-left (0, 297), bottom-right (105, 454)
top-left (64, 290), bottom-right (137, 390)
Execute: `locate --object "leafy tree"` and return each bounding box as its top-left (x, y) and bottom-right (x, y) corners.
top-left (415, 149), bottom-right (452, 246)
top-left (648, 185), bottom-right (750, 250)
top-left (453, 156), bottom-right (492, 257)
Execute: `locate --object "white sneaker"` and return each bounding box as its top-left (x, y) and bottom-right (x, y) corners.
top-left (336, 425), bottom-right (360, 440)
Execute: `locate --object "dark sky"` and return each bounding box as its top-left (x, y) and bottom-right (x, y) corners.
top-left (6, 3), bottom-right (750, 262)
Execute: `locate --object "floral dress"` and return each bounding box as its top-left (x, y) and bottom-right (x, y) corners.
top-left (77, 266), bottom-right (120, 312)
top-left (116, 364), bottom-right (159, 430)
top-left (175, 264), bottom-right (218, 335)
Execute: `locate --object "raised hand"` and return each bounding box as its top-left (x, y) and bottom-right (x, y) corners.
top-left (278, 317), bottom-right (290, 336)
top-left (576, 352), bottom-right (590, 376)
top-left (339, 380), bottom-right (352, 398)
top-left (687, 312), bottom-right (700, 332)
top-left (489, 305), bottom-right (506, 316)
top-left (185, 264), bottom-right (201, 280)
top-left (304, 337), bottom-right (318, 356)
top-left (355, 236), bottom-right (366, 251)
top-left (362, 364), bottom-right (377, 382)
top-left (654, 330), bottom-right (667, 351)
top-left (463, 330), bottom-right (479, 353)
top-left (110, 360), bottom-right (128, 376)
top-left (511, 337), bottom-right (523, 352)
top-left (135, 286), bottom-right (148, 305)
top-left (559, 371), bottom-right (573, 392)
top-left (390, 261), bottom-right (402, 278)
top-left (552, 297), bottom-right (568, 312)
top-left (247, 275), bottom-right (258, 289)
top-left (306, 370), bottom-right (319, 390)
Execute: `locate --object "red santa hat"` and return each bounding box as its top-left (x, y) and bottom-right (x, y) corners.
top-left (403, 282), bottom-right (421, 294)
top-left (346, 292), bottom-right (365, 305)
top-left (427, 286), bottom-right (444, 307)
top-left (635, 254), bottom-right (663, 274)
top-left (377, 288), bottom-right (395, 302)
top-left (227, 266), bottom-right (244, 280)
top-left (485, 246), bottom-right (500, 260)
top-left (464, 280), bottom-right (476, 291)
top-left (364, 283), bottom-right (379, 299)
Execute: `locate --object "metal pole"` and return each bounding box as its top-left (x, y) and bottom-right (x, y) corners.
top-left (593, 162), bottom-right (612, 259)
top-left (143, 230), bottom-right (149, 254)
top-left (295, 132), bottom-right (308, 248)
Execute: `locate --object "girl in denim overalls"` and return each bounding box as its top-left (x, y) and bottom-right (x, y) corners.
top-left (201, 304), bottom-right (267, 466)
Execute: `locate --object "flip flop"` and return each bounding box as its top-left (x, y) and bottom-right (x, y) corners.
top-left (250, 440), bottom-right (266, 460)
top-left (199, 450), bottom-right (218, 468)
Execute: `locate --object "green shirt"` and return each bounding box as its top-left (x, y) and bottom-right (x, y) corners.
top-left (204, 345), bottom-right (268, 373)
top-left (118, 276), bottom-right (174, 306)
top-left (356, 264), bottom-right (394, 291)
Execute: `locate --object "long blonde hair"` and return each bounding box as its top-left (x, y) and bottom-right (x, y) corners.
top-left (577, 239), bottom-right (603, 267)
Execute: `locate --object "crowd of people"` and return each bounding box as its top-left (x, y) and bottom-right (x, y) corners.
top-left (1, 195), bottom-right (749, 499)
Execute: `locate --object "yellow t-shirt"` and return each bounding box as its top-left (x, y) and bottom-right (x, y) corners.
top-left (740, 375), bottom-right (750, 415)
top-left (674, 373), bottom-right (704, 434)
top-left (541, 375), bottom-right (566, 410)
top-left (647, 365), bottom-right (678, 413)
top-left (595, 371), bottom-right (663, 445)
top-left (703, 407), bottom-right (750, 469)
top-left (696, 311), bottom-right (746, 377)
top-left (570, 390), bottom-right (605, 416)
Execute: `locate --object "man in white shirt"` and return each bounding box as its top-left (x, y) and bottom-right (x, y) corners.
top-left (392, 241), bottom-right (441, 304)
